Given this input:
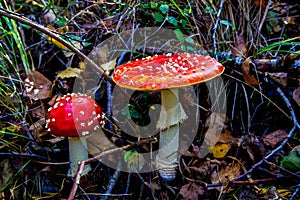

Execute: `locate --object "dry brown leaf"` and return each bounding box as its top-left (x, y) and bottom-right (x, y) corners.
top-left (210, 162), bottom-right (241, 191)
top-left (232, 35), bottom-right (247, 57)
top-left (254, 0), bottom-right (268, 9)
top-left (29, 118), bottom-right (47, 141)
top-left (179, 183), bottom-right (205, 200)
top-left (293, 87), bottom-right (300, 106)
top-left (263, 129), bottom-right (288, 148)
top-left (267, 72), bottom-right (288, 86)
top-left (25, 70), bottom-right (52, 100)
top-left (57, 67), bottom-right (83, 79)
top-left (242, 58), bottom-right (261, 85)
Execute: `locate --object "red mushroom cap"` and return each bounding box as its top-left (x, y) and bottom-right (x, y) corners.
top-left (46, 93), bottom-right (103, 137)
top-left (112, 53), bottom-right (225, 91)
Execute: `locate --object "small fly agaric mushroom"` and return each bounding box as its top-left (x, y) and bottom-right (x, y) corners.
top-left (112, 53), bottom-right (225, 181)
top-left (46, 93), bottom-right (104, 176)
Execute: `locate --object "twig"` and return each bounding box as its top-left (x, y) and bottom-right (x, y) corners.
top-left (276, 88), bottom-right (300, 129)
top-left (0, 8), bottom-right (112, 83)
top-left (67, 137), bottom-right (157, 200)
top-left (233, 87), bottom-right (299, 181)
top-left (102, 162), bottom-right (121, 200)
top-left (212, 0), bottom-right (225, 59)
top-left (290, 184), bottom-right (300, 200)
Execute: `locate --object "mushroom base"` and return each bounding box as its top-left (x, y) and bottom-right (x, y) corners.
top-left (68, 137), bottom-right (91, 177)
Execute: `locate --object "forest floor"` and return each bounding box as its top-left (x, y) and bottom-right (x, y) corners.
top-left (0, 0), bottom-right (300, 199)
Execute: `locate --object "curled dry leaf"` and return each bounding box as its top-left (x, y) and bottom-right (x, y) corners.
top-left (179, 183), bottom-right (205, 200)
top-left (242, 58), bottom-right (261, 85)
top-left (263, 129), bottom-right (288, 148)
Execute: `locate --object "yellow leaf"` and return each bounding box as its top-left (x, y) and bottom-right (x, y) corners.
top-left (48, 37), bottom-right (67, 50)
top-left (57, 67), bottom-right (83, 79)
top-left (101, 58), bottom-right (117, 75)
top-left (78, 62), bottom-right (86, 70)
top-left (210, 143), bottom-right (230, 158)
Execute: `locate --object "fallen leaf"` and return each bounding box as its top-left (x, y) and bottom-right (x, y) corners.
top-left (57, 67), bottom-right (83, 79)
top-left (211, 162), bottom-right (241, 191)
top-left (280, 146), bottom-right (300, 172)
top-left (101, 58), bottom-right (117, 75)
top-left (232, 35), bottom-right (247, 57)
top-left (254, 0), bottom-right (268, 9)
top-left (179, 183), bottom-right (205, 200)
top-left (263, 129), bottom-right (288, 148)
top-left (267, 72), bottom-right (288, 86)
top-left (210, 143), bottom-right (230, 158)
top-left (24, 70), bottom-right (52, 100)
top-left (29, 118), bottom-right (47, 141)
top-left (242, 58), bottom-right (261, 85)
top-left (124, 149), bottom-right (146, 171)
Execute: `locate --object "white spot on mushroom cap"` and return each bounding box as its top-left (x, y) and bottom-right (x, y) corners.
top-left (80, 111), bottom-right (84, 115)
top-left (53, 102), bottom-right (59, 109)
top-left (82, 131), bottom-right (89, 136)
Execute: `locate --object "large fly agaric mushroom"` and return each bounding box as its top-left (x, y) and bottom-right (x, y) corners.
top-left (112, 53), bottom-right (225, 181)
top-left (46, 93), bottom-right (104, 176)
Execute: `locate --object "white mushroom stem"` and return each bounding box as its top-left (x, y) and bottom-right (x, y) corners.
top-left (68, 137), bottom-right (91, 177)
top-left (156, 88), bottom-right (187, 181)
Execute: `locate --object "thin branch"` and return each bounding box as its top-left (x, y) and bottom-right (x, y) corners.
top-left (212, 0), bottom-right (225, 59)
top-left (67, 137), bottom-right (157, 200)
top-left (233, 87), bottom-right (299, 181)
